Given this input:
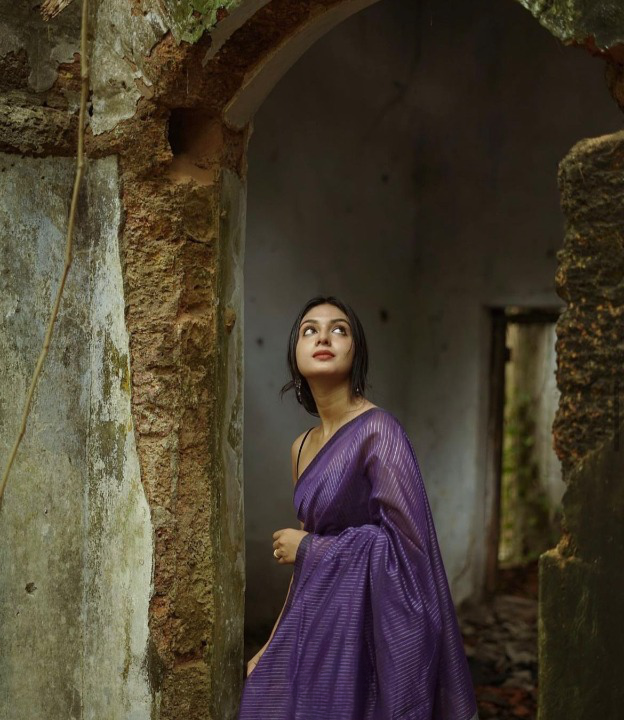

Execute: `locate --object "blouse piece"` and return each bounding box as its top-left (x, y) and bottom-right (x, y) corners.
top-left (238, 407), bottom-right (479, 720)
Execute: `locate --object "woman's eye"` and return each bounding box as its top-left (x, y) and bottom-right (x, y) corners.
top-left (302, 325), bottom-right (347, 335)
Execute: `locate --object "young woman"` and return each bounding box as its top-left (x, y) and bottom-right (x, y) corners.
top-left (238, 295), bottom-right (479, 720)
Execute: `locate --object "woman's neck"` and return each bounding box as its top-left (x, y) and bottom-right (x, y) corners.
top-left (312, 393), bottom-right (373, 438)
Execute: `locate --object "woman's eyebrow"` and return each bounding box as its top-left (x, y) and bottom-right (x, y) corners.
top-left (301, 318), bottom-right (350, 325)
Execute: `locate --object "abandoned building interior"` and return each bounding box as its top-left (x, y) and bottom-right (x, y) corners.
top-left (0, 0), bottom-right (623, 718)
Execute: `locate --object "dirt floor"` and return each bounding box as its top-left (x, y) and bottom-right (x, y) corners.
top-left (459, 560), bottom-right (539, 720)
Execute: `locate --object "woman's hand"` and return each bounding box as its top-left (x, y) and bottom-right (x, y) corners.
top-left (272, 528), bottom-right (309, 564)
top-left (246, 643), bottom-right (268, 677)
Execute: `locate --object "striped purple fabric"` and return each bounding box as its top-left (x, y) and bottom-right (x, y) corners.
top-left (238, 407), bottom-right (479, 720)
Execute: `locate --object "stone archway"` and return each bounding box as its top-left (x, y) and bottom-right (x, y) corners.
top-left (90, 2), bottom-right (386, 717)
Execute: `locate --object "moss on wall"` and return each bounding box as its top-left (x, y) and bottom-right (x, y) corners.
top-left (161, 0), bottom-right (242, 43)
top-left (540, 130), bottom-right (624, 719)
top-left (0, 155), bottom-right (153, 719)
top-left (515, 0), bottom-right (624, 49)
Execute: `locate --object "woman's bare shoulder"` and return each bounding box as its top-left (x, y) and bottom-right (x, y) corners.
top-left (290, 426), bottom-right (317, 484)
top-left (291, 426), bottom-right (316, 454)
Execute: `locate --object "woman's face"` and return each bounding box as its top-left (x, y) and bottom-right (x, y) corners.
top-left (295, 303), bottom-right (355, 386)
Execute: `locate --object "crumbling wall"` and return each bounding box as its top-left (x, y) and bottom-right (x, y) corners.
top-left (539, 129), bottom-right (624, 719)
top-left (515, 0), bottom-right (624, 49)
top-left (509, 4), bottom-right (624, 717)
top-left (0, 1), bottom-right (380, 717)
top-left (0, 154), bottom-right (152, 719)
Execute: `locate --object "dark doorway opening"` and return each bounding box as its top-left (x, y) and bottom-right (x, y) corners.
top-left (486, 305), bottom-right (565, 593)
top-left (461, 306), bottom-right (565, 716)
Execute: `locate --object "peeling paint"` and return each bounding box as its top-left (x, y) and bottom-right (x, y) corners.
top-left (89, 0), bottom-right (243, 135)
top-left (90, 0), bottom-right (168, 135)
top-left (0, 0), bottom-right (81, 92)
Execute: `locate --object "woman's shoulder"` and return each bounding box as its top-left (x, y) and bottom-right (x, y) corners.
top-left (358, 407), bottom-right (419, 470)
top-left (359, 406), bottom-right (412, 444)
top-left (361, 405), bottom-right (402, 429)
top-left (291, 426), bottom-right (314, 455)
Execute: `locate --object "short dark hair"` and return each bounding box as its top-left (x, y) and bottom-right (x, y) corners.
top-left (279, 295), bottom-right (370, 416)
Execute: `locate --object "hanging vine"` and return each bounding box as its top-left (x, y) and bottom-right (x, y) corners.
top-left (0, 0), bottom-right (90, 511)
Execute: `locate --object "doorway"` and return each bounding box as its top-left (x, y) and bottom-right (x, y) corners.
top-left (486, 306), bottom-right (565, 591)
top-left (464, 306), bottom-right (565, 716)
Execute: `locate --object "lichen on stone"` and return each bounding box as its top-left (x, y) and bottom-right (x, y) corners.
top-left (515, 0), bottom-right (624, 49)
top-left (160, 0), bottom-right (242, 44)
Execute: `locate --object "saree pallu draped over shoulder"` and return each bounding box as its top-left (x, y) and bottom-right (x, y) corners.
top-left (238, 408), bottom-right (479, 720)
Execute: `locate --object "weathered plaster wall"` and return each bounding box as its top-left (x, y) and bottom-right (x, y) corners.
top-left (0, 0), bottom-right (80, 92)
top-left (0, 155), bottom-right (89, 720)
top-left (0, 0), bottom-right (81, 156)
top-left (83, 159), bottom-right (153, 720)
top-left (0, 155), bottom-right (153, 719)
top-left (515, 0), bottom-right (624, 49)
top-left (242, 0), bottom-right (624, 636)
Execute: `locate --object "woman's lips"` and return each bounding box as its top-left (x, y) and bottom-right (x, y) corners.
top-left (313, 352), bottom-right (334, 359)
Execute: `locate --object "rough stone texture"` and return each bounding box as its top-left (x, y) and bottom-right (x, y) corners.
top-left (0, 100), bottom-right (77, 156)
top-left (118, 127), bottom-right (248, 718)
top-left (539, 130), bottom-right (624, 719)
top-left (515, 0), bottom-right (624, 49)
top-left (514, 0), bottom-right (624, 116)
top-left (0, 154), bottom-right (152, 719)
top-left (552, 130), bottom-right (624, 475)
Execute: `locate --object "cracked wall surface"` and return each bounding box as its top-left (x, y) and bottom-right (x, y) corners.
top-left (0, 155), bottom-right (152, 720)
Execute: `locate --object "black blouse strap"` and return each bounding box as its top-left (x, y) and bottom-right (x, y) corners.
top-left (296, 427), bottom-right (314, 478)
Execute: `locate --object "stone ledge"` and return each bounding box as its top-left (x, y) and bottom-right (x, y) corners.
top-left (0, 99), bottom-right (77, 156)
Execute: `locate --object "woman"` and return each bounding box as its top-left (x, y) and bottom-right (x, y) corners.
top-left (238, 295), bottom-right (479, 720)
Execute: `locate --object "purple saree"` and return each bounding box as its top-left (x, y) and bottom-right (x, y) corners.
top-left (238, 407), bottom-right (479, 720)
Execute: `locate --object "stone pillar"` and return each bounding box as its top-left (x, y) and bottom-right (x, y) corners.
top-left (119, 121), bottom-right (248, 717)
top-left (539, 130), bottom-right (624, 719)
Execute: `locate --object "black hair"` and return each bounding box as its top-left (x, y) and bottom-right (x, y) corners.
top-left (279, 295), bottom-right (370, 416)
